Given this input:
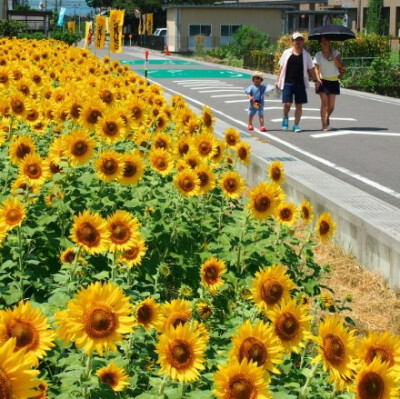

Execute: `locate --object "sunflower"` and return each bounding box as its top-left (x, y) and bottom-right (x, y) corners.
top-left (193, 131), bottom-right (217, 159)
top-left (0, 66), bottom-right (10, 87)
top-left (268, 161), bottom-right (285, 184)
top-left (78, 101), bottom-right (105, 130)
top-left (118, 237), bottom-right (147, 268)
top-left (70, 210), bottom-right (110, 254)
top-left (107, 210), bottom-right (140, 253)
top-left (54, 281), bottom-right (135, 356)
top-left (247, 182), bottom-right (284, 220)
top-left (19, 152), bottom-right (49, 186)
top-left (230, 320), bottom-right (284, 374)
top-left (174, 169), bottom-right (201, 197)
top-left (201, 105), bottom-right (214, 130)
top-left (267, 299), bottom-right (312, 354)
top-left (0, 301), bottom-right (55, 366)
top-left (0, 338), bottom-right (40, 398)
top-left (9, 91), bottom-right (28, 117)
top-left (194, 164), bottom-right (216, 195)
top-left (115, 152), bottom-right (144, 186)
top-left (153, 132), bottom-right (171, 151)
top-left (11, 176), bottom-right (40, 203)
top-left (214, 358), bottom-right (272, 399)
top-left (353, 357), bottom-right (397, 399)
top-left (200, 257), bottom-right (227, 294)
top-left (211, 139), bottom-right (226, 165)
top-left (94, 150), bottom-right (124, 182)
top-left (34, 380), bottom-right (48, 399)
top-left (96, 362), bottom-right (129, 392)
top-left (224, 127), bottom-right (241, 148)
top-left (149, 148), bottom-right (174, 176)
top-left (175, 136), bottom-right (191, 158)
top-left (183, 118), bottom-right (201, 135)
top-left (316, 212), bottom-right (336, 243)
top-left (95, 112), bottom-right (126, 145)
top-left (195, 301), bottom-right (213, 320)
top-left (251, 265), bottom-right (295, 311)
top-left (62, 130), bottom-right (96, 166)
top-left (9, 135), bottom-right (36, 165)
top-left (0, 197), bottom-right (26, 230)
top-left (126, 96), bottom-right (146, 125)
top-left (183, 151), bottom-right (202, 170)
top-left (300, 200), bottom-right (313, 224)
top-left (135, 297), bottom-right (160, 330)
top-left (219, 171), bottom-right (245, 199)
top-left (236, 141), bottom-right (251, 165)
top-left (357, 331), bottom-right (400, 372)
top-left (155, 322), bottom-right (207, 382)
top-left (0, 222), bottom-right (7, 248)
top-left (312, 315), bottom-right (357, 390)
top-left (157, 299), bottom-right (192, 332)
top-left (60, 247), bottom-right (78, 264)
top-left (275, 202), bottom-right (299, 226)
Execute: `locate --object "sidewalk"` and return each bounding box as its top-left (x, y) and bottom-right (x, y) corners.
top-left (89, 44), bottom-right (400, 288)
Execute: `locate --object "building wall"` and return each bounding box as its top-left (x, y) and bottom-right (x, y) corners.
top-left (167, 7), bottom-right (282, 52)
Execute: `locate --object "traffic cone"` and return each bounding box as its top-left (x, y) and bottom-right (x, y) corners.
top-left (165, 45), bottom-right (170, 56)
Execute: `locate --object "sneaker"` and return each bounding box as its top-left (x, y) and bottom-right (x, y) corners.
top-left (281, 117), bottom-right (289, 130)
top-left (260, 127), bottom-right (267, 132)
top-left (293, 124), bottom-right (302, 133)
top-left (248, 125), bottom-right (254, 131)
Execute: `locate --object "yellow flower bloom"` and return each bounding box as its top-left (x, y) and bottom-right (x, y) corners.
top-left (9, 135), bottom-right (36, 165)
top-left (316, 212), bottom-right (336, 243)
top-left (200, 257), bottom-right (227, 294)
top-left (0, 197), bottom-right (26, 230)
top-left (201, 105), bottom-right (214, 130)
top-left (19, 152), bottom-right (49, 186)
top-left (236, 141), bottom-right (251, 165)
top-left (107, 210), bottom-right (140, 253)
top-left (78, 101), bottom-right (105, 130)
top-left (118, 151), bottom-right (145, 186)
top-left (268, 161), bottom-right (285, 184)
top-left (174, 169), bottom-right (201, 197)
top-left (195, 301), bottom-right (213, 320)
top-left (193, 131), bottom-right (217, 159)
top-left (135, 297), bottom-right (160, 330)
top-left (194, 164), bottom-right (216, 195)
top-left (149, 148), bottom-right (174, 176)
top-left (275, 202), bottom-right (299, 226)
top-left (94, 150), bottom-right (124, 182)
top-left (62, 130), bottom-right (96, 167)
top-left (95, 111), bottom-right (126, 144)
top-left (219, 170), bottom-right (245, 199)
top-left (248, 182), bottom-right (284, 220)
top-left (300, 200), bottom-right (313, 224)
top-left (224, 127), bottom-right (241, 148)
top-left (96, 362), bottom-right (129, 392)
top-left (118, 236), bottom-right (147, 268)
top-left (157, 299), bottom-right (192, 333)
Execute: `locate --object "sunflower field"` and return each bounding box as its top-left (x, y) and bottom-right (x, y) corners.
top-left (0, 38), bottom-right (399, 399)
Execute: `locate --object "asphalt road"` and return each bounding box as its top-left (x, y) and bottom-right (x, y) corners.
top-left (104, 46), bottom-right (400, 208)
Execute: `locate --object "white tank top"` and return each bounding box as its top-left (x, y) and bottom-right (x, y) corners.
top-left (314, 50), bottom-right (340, 80)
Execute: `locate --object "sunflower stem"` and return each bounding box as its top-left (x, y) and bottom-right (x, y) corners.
top-left (17, 226), bottom-right (24, 300)
top-left (70, 246), bottom-right (82, 285)
top-left (218, 195), bottom-right (225, 231)
top-left (111, 251), bottom-right (118, 281)
top-left (158, 374), bottom-right (168, 396)
top-left (236, 214), bottom-right (249, 274)
top-left (299, 361), bottom-right (318, 399)
top-left (81, 354), bottom-right (92, 399)
top-left (180, 382), bottom-right (186, 398)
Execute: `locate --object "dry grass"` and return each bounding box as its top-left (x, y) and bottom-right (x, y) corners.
top-left (314, 241), bottom-right (400, 335)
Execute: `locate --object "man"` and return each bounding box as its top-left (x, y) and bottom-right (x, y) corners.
top-left (275, 32), bottom-right (320, 133)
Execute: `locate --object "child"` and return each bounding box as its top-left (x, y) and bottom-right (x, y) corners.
top-left (245, 71), bottom-right (267, 132)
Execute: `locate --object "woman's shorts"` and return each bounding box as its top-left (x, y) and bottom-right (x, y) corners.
top-left (317, 79), bottom-right (340, 95)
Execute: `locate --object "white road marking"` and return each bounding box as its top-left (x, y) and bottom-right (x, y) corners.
top-left (149, 80), bottom-right (400, 200)
top-left (191, 86), bottom-right (243, 90)
top-left (253, 107), bottom-right (320, 111)
top-left (199, 89), bottom-right (244, 93)
top-left (212, 94), bottom-right (246, 98)
top-left (311, 130), bottom-right (400, 138)
top-left (271, 117), bottom-right (357, 122)
top-left (173, 80), bottom-right (218, 83)
top-left (225, 99), bottom-right (249, 103)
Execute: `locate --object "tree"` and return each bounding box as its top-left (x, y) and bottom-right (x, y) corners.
top-left (85, 0), bottom-right (112, 8)
top-left (230, 25), bottom-right (270, 58)
top-left (365, 0), bottom-right (383, 34)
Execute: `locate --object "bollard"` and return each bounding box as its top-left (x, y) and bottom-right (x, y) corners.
top-left (165, 45), bottom-right (170, 56)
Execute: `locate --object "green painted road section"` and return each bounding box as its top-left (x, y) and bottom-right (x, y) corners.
top-left (120, 60), bottom-right (199, 65)
top-left (134, 69), bottom-right (251, 79)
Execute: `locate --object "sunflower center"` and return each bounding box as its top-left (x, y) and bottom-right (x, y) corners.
top-left (50, 161), bottom-right (62, 174)
top-left (71, 103), bottom-right (82, 119)
top-left (228, 376), bottom-right (255, 399)
top-left (239, 337), bottom-right (267, 366)
top-left (179, 142), bottom-right (189, 156)
top-left (131, 106), bottom-right (142, 119)
top-left (171, 316), bottom-right (189, 328)
top-left (0, 74), bottom-right (8, 84)
top-left (7, 320), bottom-right (38, 350)
top-left (123, 162), bottom-right (137, 178)
top-left (204, 266), bottom-right (218, 284)
top-left (27, 110), bottom-right (38, 121)
top-left (181, 177), bottom-right (194, 192)
top-left (137, 304), bottom-right (153, 325)
top-left (26, 164), bottom-right (41, 179)
top-left (261, 280), bottom-right (283, 305)
top-left (199, 142), bottom-right (212, 155)
top-left (203, 113), bottom-right (212, 128)
top-left (0, 367), bottom-right (12, 399)
top-left (11, 99), bottom-right (24, 114)
top-left (280, 208), bottom-right (292, 221)
top-left (169, 340), bottom-right (193, 370)
top-left (102, 159), bottom-right (118, 175)
top-left (84, 305), bottom-right (117, 339)
top-left (226, 135), bottom-right (237, 146)
top-left (110, 222), bottom-right (130, 243)
top-left (319, 221), bottom-right (330, 235)
top-left (20, 85), bottom-right (29, 95)
top-left (198, 172), bottom-right (209, 187)
top-left (122, 246), bottom-right (140, 260)
top-left (271, 167), bottom-right (281, 181)
top-left (275, 312), bottom-right (299, 341)
top-left (16, 143), bottom-right (31, 159)
top-left (358, 371), bottom-right (385, 399)
top-left (155, 139), bottom-right (168, 149)
top-left (72, 140), bottom-right (88, 156)
top-left (224, 178), bottom-right (238, 192)
top-left (302, 206), bottom-right (309, 219)
top-left (365, 347), bottom-right (393, 367)
top-left (238, 148), bottom-right (247, 160)
top-left (254, 194), bottom-right (271, 213)
top-left (100, 372), bottom-right (117, 387)
top-left (77, 222), bottom-right (100, 247)
top-left (6, 209), bottom-right (22, 224)
top-left (155, 157), bottom-right (167, 170)
top-left (100, 90), bottom-right (113, 104)
top-left (104, 122), bottom-right (118, 136)
top-left (87, 109), bottom-right (102, 124)
top-left (323, 334), bottom-right (345, 366)
top-left (64, 250), bottom-right (76, 263)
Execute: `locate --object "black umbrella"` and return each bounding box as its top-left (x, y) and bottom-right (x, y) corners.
top-left (308, 25), bottom-right (356, 41)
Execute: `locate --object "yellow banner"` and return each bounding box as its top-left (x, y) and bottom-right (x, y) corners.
top-left (140, 14), bottom-right (146, 35)
top-left (83, 21), bottom-right (92, 49)
top-left (95, 16), bottom-right (106, 49)
top-left (110, 10), bottom-right (125, 53)
top-left (67, 21), bottom-right (75, 34)
top-left (146, 13), bottom-right (153, 35)
top-left (105, 17), bottom-right (109, 34)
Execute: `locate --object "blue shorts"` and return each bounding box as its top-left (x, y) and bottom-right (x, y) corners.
top-left (248, 104), bottom-right (264, 117)
top-left (282, 82), bottom-right (307, 104)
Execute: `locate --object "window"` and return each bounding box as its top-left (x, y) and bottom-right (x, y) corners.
top-left (189, 25), bottom-right (211, 37)
top-left (221, 25), bottom-right (241, 37)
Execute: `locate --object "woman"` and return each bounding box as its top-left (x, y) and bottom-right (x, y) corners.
top-left (314, 36), bottom-right (346, 131)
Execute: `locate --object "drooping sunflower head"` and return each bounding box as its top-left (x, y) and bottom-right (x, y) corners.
top-left (175, 136), bottom-right (191, 158)
top-left (316, 212), bottom-right (336, 243)
top-left (201, 105), bottom-right (214, 129)
top-left (155, 322), bottom-right (207, 383)
top-left (118, 236), bottom-right (147, 268)
top-left (195, 300), bottom-right (213, 320)
top-left (0, 300), bottom-right (55, 366)
top-left (174, 169), bottom-right (201, 197)
top-left (94, 150), bottom-right (124, 182)
top-left (107, 210), bottom-right (140, 253)
top-left (211, 139), bottom-right (226, 165)
top-left (0, 197), bottom-right (26, 230)
top-left (219, 170), bottom-right (245, 200)
top-left (96, 362), bottom-right (129, 392)
top-left (19, 152), bottom-right (49, 186)
top-left (267, 298), bottom-right (312, 354)
top-left (117, 151), bottom-right (145, 186)
top-left (54, 281), bottom-right (135, 356)
top-left (275, 202), bottom-right (299, 226)
top-left (148, 148), bottom-right (174, 177)
top-left (251, 264), bottom-right (296, 311)
top-left (268, 161), bottom-right (285, 184)
top-left (247, 182), bottom-right (283, 220)
top-left (157, 299), bottom-right (192, 333)
top-left (300, 200), bottom-right (314, 224)
top-left (135, 297), bottom-right (160, 330)
top-left (213, 358), bottom-right (272, 399)
top-left (70, 210), bottom-right (110, 254)
top-left (224, 127), bottom-right (241, 148)
top-left (9, 135), bottom-right (37, 165)
top-left (200, 257), bottom-right (227, 294)
top-left (236, 141), bottom-right (251, 165)
top-left (230, 320), bottom-right (284, 373)
top-left (62, 129), bottom-right (97, 167)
